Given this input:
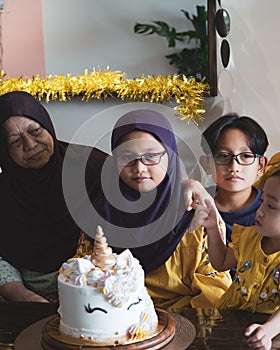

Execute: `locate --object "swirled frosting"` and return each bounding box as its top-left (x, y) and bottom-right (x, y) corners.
top-left (91, 225), bottom-right (116, 269)
top-left (60, 249), bottom-right (143, 307)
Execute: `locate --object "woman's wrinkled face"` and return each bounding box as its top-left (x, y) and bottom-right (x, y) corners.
top-left (114, 130), bottom-right (168, 192)
top-left (3, 116), bottom-right (54, 169)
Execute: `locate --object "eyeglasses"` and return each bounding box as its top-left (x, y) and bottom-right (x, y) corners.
top-left (212, 152), bottom-right (262, 165)
top-left (116, 151), bottom-right (166, 167)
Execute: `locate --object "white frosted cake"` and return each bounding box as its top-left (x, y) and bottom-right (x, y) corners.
top-left (57, 226), bottom-right (158, 345)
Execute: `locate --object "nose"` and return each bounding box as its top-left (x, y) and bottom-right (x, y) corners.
top-left (256, 204), bottom-right (264, 218)
top-left (133, 159), bottom-right (148, 172)
top-left (228, 156), bottom-right (240, 172)
top-left (22, 135), bottom-right (37, 151)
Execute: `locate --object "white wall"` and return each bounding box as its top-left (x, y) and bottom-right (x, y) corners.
top-left (40, 0), bottom-right (209, 179)
top-left (41, 0), bottom-right (279, 161)
top-left (41, 0), bottom-right (204, 77)
top-left (209, 1), bottom-right (280, 158)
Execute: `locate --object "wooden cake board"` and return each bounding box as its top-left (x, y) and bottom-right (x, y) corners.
top-left (15, 309), bottom-right (196, 350)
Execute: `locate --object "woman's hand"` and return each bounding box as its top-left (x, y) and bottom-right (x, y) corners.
top-left (0, 281), bottom-right (49, 302)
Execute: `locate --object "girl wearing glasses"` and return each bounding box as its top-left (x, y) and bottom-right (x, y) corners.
top-left (76, 109), bottom-right (231, 311)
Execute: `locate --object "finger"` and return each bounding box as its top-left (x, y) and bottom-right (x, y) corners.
top-left (247, 337), bottom-right (271, 350)
top-left (183, 188), bottom-right (194, 211)
top-left (189, 205), bottom-right (210, 232)
top-left (182, 179), bottom-right (207, 210)
top-left (245, 324), bottom-right (260, 337)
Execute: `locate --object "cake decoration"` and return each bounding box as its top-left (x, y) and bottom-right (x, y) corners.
top-left (91, 225), bottom-right (116, 269)
top-left (57, 225), bottom-right (158, 344)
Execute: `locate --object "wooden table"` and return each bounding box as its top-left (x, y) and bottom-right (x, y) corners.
top-left (0, 302), bottom-right (58, 349)
top-left (179, 307), bottom-right (280, 349)
top-left (0, 302), bottom-right (279, 350)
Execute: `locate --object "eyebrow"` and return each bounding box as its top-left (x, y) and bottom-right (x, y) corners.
top-left (6, 122), bottom-right (40, 138)
top-left (6, 133), bottom-right (20, 138)
top-left (119, 147), bottom-right (164, 153)
top-left (266, 194), bottom-right (279, 203)
top-left (216, 147), bottom-right (252, 152)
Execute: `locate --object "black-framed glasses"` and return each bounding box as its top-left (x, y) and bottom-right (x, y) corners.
top-left (116, 151), bottom-right (166, 167)
top-left (212, 152), bottom-right (262, 165)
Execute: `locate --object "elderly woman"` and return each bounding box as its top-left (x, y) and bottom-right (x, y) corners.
top-left (0, 91), bottom-right (107, 302)
top-left (0, 92), bottom-right (216, 304)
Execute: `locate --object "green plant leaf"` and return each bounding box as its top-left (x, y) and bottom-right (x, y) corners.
top-left (134, 5), bottom-right (208, 79)
top-left (134, 21), bottom-right (184, 47)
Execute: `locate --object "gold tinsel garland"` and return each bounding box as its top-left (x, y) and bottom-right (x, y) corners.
top-left (0, 69), bottom-right (209, 122)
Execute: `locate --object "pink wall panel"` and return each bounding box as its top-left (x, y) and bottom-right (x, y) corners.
top-left (1, 0), bottom-right (45, 77)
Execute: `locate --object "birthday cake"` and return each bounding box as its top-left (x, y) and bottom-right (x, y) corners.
top-left (57, 226), bottom-right (158, 345)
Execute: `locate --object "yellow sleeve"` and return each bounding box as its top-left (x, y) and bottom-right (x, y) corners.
top-left (228, 224), bottom-right (244, 262)
top-left (145, 228), bottom-right (232, 312)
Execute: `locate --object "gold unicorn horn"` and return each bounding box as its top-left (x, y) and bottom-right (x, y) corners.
top-left (91, 225), bottom-right (116, 269)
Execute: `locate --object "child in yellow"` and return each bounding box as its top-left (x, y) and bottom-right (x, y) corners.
top-left (200, 163), bottom-right (280, 315)
top-left (244, 152), bottom-right (280, 350)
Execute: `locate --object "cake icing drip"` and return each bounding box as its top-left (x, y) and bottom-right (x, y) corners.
top-left (91, 225), bottom-right (116, 269)
top-left (60, 250), bottom-right (143, 307)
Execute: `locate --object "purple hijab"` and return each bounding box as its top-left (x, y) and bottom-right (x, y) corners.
top-left (0, 91), bottom-right (106, 272)
top-left (91, 109), bottom-right (194, 273)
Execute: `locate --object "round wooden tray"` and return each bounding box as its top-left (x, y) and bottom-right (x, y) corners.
top-left (15, 309), bottom-right (196, 350)
top-left (41, 309), bottom-right (174, 350)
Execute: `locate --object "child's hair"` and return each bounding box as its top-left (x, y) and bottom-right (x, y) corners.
top-left (201, 113), bottom-right (269, 156)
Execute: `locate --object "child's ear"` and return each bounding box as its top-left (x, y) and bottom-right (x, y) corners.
top-left (199, 155), bottom-right (211, 174)
top-left (257, 156), bottom-right (268, 177)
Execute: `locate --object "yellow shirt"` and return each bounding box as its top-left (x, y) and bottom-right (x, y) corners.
top-left (144, 228), bottom-right (231, 312)
top-left (217, 224), bottom-right (280, 314)
top-left (75, 229), bottom-right (232, 312)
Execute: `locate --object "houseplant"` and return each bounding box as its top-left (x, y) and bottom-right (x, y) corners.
top-left (134, 5), bottom-right (208, 81)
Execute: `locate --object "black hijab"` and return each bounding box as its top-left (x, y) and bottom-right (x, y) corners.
top-left (0, 91), bottom-right (106, 272)
top-left (91, 109), bottom-right (194, 273)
